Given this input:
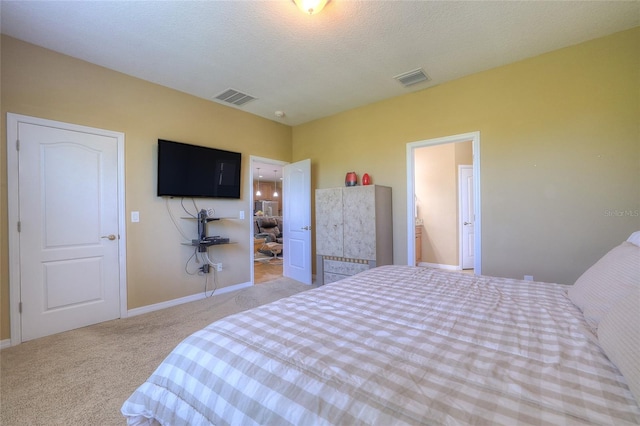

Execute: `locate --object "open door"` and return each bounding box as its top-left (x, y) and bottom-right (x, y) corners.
top-left (283, 159), bottom-right (312, 284)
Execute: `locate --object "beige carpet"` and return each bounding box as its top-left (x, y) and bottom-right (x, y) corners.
top-left (0, 277), bottom-right (315, 426)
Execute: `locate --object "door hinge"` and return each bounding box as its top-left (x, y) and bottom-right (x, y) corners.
top-left (19, 302), bottom-right (22, 314)
top-left (16, 139), bottom-right (20, 151)
top-left (17, 221), bottom-right (21, 232)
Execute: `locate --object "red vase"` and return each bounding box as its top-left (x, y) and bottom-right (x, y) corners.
top-left (345, 172), bottom-right (357, 187)
top-left (362, 173), bottom-right (371, 185)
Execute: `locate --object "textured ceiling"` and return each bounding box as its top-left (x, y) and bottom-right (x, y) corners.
top-left (1, 1), bottom-right (638, 126)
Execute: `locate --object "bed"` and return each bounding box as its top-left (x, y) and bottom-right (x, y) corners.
top-left (122, 233), bottom-right (640, 425)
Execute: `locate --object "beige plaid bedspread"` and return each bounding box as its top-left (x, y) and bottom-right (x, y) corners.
top-left (122, 265), bottom-right (640, 425)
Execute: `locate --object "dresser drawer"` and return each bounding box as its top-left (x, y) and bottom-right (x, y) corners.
top-left (324, 272), bottom-right (350, 285)
top-left (323, 259), bottom-right (370, 276)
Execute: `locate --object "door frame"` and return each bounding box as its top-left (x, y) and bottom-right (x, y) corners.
top-left (6, 113), bottom-right (127, 346)
top-left (406, 131), bottom-right (481, 273)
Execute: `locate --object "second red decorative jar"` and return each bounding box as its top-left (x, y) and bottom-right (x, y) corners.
top-left (362, 173), bottom-right (371, 185)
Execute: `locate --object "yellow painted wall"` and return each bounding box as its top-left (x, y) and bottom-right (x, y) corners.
top-left (0, 36), bottom-right (292, 340)
top-left (293, 27), bottom-right (639, 284)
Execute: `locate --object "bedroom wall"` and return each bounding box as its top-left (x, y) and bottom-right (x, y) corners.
top-left (0, 36), bottom-right (292, 341)
top-left (293, 27), bottom-right (640, 285)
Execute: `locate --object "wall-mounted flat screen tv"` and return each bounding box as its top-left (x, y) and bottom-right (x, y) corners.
top-left (157, 139), bottom-right (242, 198)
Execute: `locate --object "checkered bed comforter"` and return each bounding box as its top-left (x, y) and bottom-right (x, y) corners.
top-left (121, 265), bottom-right (640, 425)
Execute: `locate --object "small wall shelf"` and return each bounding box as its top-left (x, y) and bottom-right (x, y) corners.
top-left (181, 211), bottom-right (237, 251)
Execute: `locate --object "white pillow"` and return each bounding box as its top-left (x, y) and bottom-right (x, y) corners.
top-left (627, 231), bottom-right (640, 247)
top-left (597, 289), bottom-right (640, 404)
top-left (567, 241), bottom-right (640, 331)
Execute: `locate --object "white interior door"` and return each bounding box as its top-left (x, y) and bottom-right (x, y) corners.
top-left (283, 159), bottom-right (312, 284)
top-left (459, 165), bottom-right (474, 269)
top-left (7, 114), bottom-right (125, 342)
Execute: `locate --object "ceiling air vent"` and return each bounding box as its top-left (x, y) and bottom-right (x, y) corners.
top-left (214, 88), bottom-right (257, 106)
top-left (393, 68), bottom-right (430, 87)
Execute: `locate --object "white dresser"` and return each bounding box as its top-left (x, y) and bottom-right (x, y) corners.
top-left (315, 185), bottom-right (392, 285)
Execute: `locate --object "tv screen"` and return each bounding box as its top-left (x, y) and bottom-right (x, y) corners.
top-left (157, 139), bottom-right (242, 198)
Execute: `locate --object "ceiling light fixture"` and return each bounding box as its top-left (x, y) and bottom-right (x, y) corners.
top-left (273, 170), bottom-right (279, 198)
top-left (292, 0), bottom-right (330, 15)
top-left (256, 168), bottom-right (262, 197)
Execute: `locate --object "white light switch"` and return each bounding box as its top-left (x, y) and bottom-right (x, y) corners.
top-left (239, 210), bottom-right (245, 219)
top-left (131, 211), bottom-right (140, 222)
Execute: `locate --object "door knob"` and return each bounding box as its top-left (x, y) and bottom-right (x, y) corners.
top-left (101, 234), bottom-right (117, 240)
top-left (301, 226), bottom-right (312, 231)
top-left (463, 222), bottom-right (472, 225)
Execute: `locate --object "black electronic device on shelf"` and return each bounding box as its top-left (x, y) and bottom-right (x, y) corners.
top-left (191, 209), bottom-right (229, 251)
top-left (197, 209), bottom-right (209, 242)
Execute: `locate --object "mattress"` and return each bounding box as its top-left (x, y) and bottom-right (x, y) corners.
top-left (122, 265), bottom-right (640, 425)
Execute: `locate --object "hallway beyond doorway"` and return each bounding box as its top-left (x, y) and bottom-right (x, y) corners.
top-left (254, 258), bottom-right (283, 284)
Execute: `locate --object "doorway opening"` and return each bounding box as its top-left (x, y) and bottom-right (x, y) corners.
top-left (406, 132), bottom-right (481, 274)
top-left (250, 157), bottom-right (286, 284)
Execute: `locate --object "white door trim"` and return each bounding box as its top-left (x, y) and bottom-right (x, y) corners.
top-left (6, 113), bottom-right (127, 346)
top-left (406, 131), bottom-right (482, 274)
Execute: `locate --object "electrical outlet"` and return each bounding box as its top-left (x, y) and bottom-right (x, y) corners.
top-left (216, 263), bottom-right (223, 272)
top-left (202, 264), bottom-right (210, 274)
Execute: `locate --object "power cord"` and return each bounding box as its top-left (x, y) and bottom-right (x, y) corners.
top-left (201, 251), bottom-right (218, 297)
top-left (184, 248), bottom-right (200, 275)
top-left (181, 197), bottom-right (197, 218)
top-left (166, 197), bottom-right (191, 241)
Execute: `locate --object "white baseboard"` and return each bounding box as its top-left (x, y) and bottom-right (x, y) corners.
top-left (0, 282), bottom-right (254, 349)
top-left (127, 281), bottom-right (253, 318)
top-left (418, 262), bottom-right (461, 271)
